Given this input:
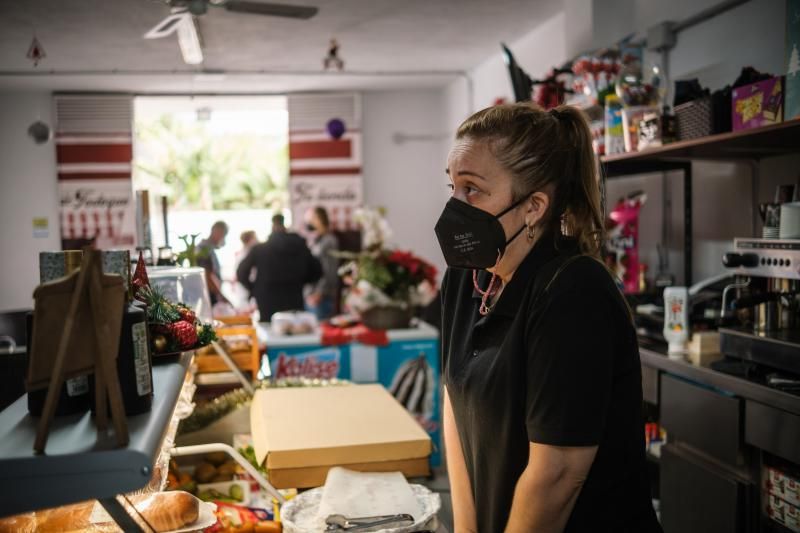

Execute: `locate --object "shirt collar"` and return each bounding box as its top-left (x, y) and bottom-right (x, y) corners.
top-left (472, 236), bottom-right (577, 318)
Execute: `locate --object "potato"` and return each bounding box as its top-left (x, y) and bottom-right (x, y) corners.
top-left (194, 462), bottom-right (217, 483)
top-left (204, 451), bottom-right (229, 466)
top-left (217, 462), bottom-right (237, 476)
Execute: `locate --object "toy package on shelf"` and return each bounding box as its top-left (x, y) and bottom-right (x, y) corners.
top-left (732, 75), bottom-right (784, 131)
top-left (605, 192), bottom-right (647, 294)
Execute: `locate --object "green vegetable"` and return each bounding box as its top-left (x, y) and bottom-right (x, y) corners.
top-left (229, 483), bottom-right (244, 502)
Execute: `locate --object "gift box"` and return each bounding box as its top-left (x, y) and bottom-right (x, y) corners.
top-left (250, 384), bottom-right (431, 489)
top-left (732, 76), bottom-right (784, 131)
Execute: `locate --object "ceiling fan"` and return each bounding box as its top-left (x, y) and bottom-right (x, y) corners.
top-left (144, 0), bottom-right (318, 65)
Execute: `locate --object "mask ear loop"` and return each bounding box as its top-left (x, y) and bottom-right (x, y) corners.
top-left (473, 251), bottom-right (503, 316)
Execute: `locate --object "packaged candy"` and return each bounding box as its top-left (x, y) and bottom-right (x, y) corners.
top-left (605, 192), bottom-right (647, 294)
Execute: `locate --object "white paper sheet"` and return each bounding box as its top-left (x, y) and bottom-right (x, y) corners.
top-left (318, 467), bottom-right (421, 522)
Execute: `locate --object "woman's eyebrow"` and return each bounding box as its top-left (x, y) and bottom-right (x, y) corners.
top-left (445, 168), bottom-right (488, 181)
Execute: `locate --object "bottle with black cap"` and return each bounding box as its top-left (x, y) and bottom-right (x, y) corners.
top-left (90, 252), bottom-right (153, 415)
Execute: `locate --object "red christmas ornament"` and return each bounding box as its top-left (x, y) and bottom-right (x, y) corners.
top-left (132, 250), bottom-right (150, 297)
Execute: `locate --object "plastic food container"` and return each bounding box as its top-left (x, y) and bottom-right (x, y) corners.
top-left (147, 266), bottom-right (213, 321)
top-left (271, 311), bottom-right (318, 336)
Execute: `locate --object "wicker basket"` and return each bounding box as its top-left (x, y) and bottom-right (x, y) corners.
top-left (360, 305), bottom-right (413, 331)
top-left (675, 96), bottom-right (713, 140)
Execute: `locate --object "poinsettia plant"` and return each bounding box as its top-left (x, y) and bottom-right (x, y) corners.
top-left (338, 207), bottom-right (438, 313)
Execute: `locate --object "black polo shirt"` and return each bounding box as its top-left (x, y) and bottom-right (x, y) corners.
top-left (441, 237), bottom-right (661, 532)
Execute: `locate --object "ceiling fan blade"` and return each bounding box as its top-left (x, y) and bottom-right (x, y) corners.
top-left (144, 11), bottom-right (189, 39)
top-left (223, 1), bottom-right (318, 19)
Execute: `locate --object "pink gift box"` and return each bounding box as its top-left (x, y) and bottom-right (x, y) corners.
top-left (732, 76), bottom-right (784, 131)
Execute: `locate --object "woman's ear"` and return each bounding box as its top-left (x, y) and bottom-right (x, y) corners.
top-left (526, 191), bottom-right (550, 227)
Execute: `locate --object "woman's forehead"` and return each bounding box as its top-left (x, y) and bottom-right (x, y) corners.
top-left (449, 138), bottom-right (490, 167)
top-left (447, 138), bottom-right (504, 176)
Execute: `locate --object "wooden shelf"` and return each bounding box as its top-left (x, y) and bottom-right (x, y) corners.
top-left (195, 325), bottom-right (260, 379)
top-left (602, 119), bottom-right (800, 178)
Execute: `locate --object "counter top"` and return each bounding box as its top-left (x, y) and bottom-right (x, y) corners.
top-left (640, 346), bottom-right (800, 416)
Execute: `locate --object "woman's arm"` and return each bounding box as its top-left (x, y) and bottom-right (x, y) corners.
top-left (443, 387), bottom-right (478, 533)
top-left (504, 443), bottom-right (597, 533)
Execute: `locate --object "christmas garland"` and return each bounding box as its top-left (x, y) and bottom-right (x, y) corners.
top-left (177, 378), bottom-right (351, 436)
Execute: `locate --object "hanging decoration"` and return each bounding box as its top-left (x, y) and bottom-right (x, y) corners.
top-left (326, 118), bottom-right (346, 140)
top-left (27, 36), bottom-right (46, 67)
top-left (323, 38), bottom-right (344, 71)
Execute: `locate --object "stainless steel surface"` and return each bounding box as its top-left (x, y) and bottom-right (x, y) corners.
top-left (0, 352), bottom-right (192, 518)
top-left (726, 238), bottom-right (800, 279)
top-left (754, 300), bottom-right (780, 333)
top-left (639, 347), bottom-right (800, 416)
top-left (326, 513), bottom-right (415, 531)
top-left (721, 278), bottom-right (750, 319)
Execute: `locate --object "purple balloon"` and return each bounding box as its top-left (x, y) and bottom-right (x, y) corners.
top-left (326, 118), bottom-right (346, 140)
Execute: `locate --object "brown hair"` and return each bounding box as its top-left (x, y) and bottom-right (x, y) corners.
top-left (313, 206), bottom-right (330, 230)
top-left (240, 230), bottom-right (256, 246)
top-left (456, 103), bottom-right (604, 257)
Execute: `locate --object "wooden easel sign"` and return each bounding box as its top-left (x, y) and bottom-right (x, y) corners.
top-left (27, 250), bottom-right (129, 453)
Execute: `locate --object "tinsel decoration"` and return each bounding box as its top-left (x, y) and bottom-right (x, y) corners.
top-left (177, 378), bottom-right (351, 436)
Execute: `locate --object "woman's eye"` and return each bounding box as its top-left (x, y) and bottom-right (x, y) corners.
top-left (446, 183), bottom-right (455, 193)
top-left (465, 185), bottom-right (481, 196)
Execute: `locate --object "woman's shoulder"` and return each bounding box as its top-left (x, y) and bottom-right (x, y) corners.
top-left (544, 254), bottom-right (620, 300)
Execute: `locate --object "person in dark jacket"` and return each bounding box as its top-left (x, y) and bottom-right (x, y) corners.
top-left (236, 214), bottom-right (322, 322)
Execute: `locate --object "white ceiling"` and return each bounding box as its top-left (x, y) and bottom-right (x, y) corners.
top-left (0, 0), bottom-right (562, 93)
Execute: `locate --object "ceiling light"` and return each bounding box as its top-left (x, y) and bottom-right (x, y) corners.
top-left (177, 16), bottom-right (204, 65)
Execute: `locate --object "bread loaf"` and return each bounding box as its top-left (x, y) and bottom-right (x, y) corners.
top-left (0, 491), bottom-right (200, 533)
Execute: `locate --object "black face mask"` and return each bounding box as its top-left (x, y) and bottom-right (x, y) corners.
top-left (434, 196), bottom-right (527, 269)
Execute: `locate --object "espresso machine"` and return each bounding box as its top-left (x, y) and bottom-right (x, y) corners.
top-left (720, 238), bottom-right (800, 389)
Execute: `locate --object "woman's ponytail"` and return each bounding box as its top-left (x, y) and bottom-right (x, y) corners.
top-left (550, 105), bottom-right (605, 257)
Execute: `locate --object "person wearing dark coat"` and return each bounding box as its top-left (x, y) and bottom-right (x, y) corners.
top-left (236, 214), bottom-right (322, 322)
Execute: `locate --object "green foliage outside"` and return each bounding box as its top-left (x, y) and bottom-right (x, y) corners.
top-left (133, 114), bottom-right (289, 211)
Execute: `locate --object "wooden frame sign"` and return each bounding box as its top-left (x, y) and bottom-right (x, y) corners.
top-left (27, 250), bottom-right (129, 453)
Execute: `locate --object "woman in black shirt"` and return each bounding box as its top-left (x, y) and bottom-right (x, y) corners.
top-left (435, 103), bottom-right (661, 532)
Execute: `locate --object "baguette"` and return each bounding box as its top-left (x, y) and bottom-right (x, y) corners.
top-left (0, 491), bottom-right (200, 533)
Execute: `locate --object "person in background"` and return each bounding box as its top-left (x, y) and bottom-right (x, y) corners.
top-left (232, 230), bottom-right (259, 309)
top-left (235, 230), bottom-right (258, 271)
top-left (236, 214), bottom-right (322, 322)
top-left (197, 220), bottom-right (231, 307)
top-left (438, 103), bottom-right (661, 532)
top-left (304, 206), bottom-right (340, 320)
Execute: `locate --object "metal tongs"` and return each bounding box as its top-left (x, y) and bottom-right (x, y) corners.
top-left (325, 513), bottom-right (415, 531)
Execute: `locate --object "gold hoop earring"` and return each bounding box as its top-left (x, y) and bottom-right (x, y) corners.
top-left (526, 223), bottom-right (535, 241)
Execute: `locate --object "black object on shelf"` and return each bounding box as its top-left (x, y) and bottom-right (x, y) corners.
top-left (501, 43), bottom-right (533, 102)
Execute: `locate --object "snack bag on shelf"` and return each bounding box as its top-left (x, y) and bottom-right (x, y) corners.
top-left (605, 192), bottom-right (647, 294)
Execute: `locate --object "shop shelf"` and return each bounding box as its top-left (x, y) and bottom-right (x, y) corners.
top-left (602, 118), bottom-right (800, 176)
top-left (0, 352), bottom-right (192, 518)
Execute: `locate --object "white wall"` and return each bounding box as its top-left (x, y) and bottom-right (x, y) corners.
top-left (361, 90), bottom-right (450, 278)
top-left (0, 92), bottom-right (60, 311)
top-left (440, 10), bottom-right (571, 197)
top-left (470, 11), bottom-right (569, 114)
